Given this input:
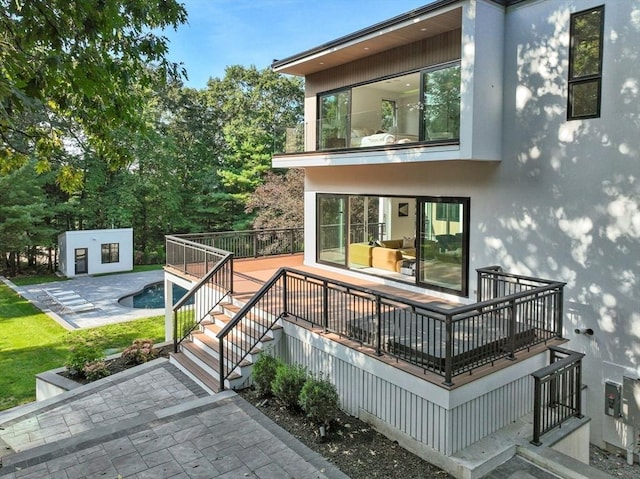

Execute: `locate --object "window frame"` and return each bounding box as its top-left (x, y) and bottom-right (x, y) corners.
top-left (316, 61), bottom-right (461, 150)
top-left (567, 5), bottom-right (605, 120)
top-left (101, 243), bottom-right (120, 264)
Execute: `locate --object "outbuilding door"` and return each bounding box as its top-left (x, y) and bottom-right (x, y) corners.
top-left (74, 248), bottom-right (88, 275)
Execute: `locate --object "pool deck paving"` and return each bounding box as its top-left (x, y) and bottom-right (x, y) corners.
top-left (3, 270), bottom-right (166, 330)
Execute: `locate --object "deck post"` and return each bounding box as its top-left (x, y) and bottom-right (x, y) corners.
top-left (282, 271), bottom-right (288, 317)
top-left (531, 374), bottom-right (542, 446)
top-left (556, 287), bottom-right (564, 338)
top-left (375, 297), bottom-right (382, 356)
top-left (322, 280), bottom-right (329, 333)
top-left (443, 314), bottom-right (453, 386)
top-left (508, 299), bottom-right (517, 359)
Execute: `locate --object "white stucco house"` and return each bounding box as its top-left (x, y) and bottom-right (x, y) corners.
top-left (163, 0), bottom-right (639, 476)
top-left (58, 228), bottom-right (133, 278)
top-left (269, 0), bottom-right (639, 463)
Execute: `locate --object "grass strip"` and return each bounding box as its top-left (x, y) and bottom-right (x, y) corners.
top-left (0, 283), bottom-right (164, 411)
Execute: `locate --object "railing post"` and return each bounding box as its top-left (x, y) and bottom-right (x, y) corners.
top-left (443, 314), bottom-right (453, 386)
top-left (508, 299), bottom-right (517, 359)
top-left (476, 269), bottom-right (482, 303)
top-left (219, 336), bottom-right (225, 391)
top-left (531, 375), bottom-right (542, 446)
top-left (282, 271), bottom-right (288, 317)
top-left (229, 254), bottom-right (234, 294)
top-left (290, 228), bottom-right (295, 254)
top-left (575, 361), bottom-right (584, 418)
top-left (322, 280), bottom-right (329, 333)
top-left (556, 287), bottom-right (564, 338)
top-left (182, 242), bottom-right (187, 274)
top-left (375, 297), bottom-right (382, 356)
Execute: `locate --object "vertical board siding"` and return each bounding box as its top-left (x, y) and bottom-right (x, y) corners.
top-left (306, 29), bottom-right (462, 96)
top-left (277, 328), bottom-right (535, 455)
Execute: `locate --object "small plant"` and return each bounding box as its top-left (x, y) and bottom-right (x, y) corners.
top-left (252, 351), bottom-right (281, 397)
top-left (272, 363), bottom-right (307, 409)
top-left (82, 360), bottom-right (111, 381)
top-left (299, 373), bottom-right (340, 427)
top-left (65, 337), bottom-right (104, 377)
top-left (121, 339), bottom-right (158, 365)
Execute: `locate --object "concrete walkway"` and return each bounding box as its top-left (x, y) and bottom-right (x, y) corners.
top-left (0, 359), bottom-right (348, 479)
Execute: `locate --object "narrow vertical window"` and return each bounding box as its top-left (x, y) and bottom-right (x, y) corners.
top-left (568, 6), bottom-right (604, 120)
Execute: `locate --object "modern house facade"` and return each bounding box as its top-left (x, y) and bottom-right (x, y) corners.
top-left (269, 0), bottom-right (639, 462)
top-left (164, 0), bottom-right (638, 476)
top-left (58, 228), bottom-right (133, 277)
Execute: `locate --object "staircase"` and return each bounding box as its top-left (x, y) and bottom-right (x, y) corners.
top-left (170, 292), bottom-right (283, 394)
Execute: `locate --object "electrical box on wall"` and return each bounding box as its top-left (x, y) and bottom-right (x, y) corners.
top-left (622, 376), bottom-right (640, 426)
top-left (605, 381), bottom-right (622, 417)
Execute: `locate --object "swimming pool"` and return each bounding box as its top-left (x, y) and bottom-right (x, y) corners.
top-left (119, 282), bottom-right (191, 309)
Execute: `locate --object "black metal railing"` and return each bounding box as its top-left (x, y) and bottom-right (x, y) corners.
top-left (217, 266), bottom-right (565, 389)
top-left (172, 252), bottom-right (234, 352)
top-left (531, 346), bottom-right (585, 446)
top-left (168, 227), bottom-right (304, 263)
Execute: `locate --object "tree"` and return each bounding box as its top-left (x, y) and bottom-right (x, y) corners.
top-left (205, 66), bottom-right (304, 199)
top-left (245, 169), bottom-right (304, 230)
top-left (0, 163), bottom-right (56, 275)
top-left (0, 0), bottom-right (187, 189)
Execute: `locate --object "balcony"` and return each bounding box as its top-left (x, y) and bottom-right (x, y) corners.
top-left (272, 1), bottom-right (506, 168)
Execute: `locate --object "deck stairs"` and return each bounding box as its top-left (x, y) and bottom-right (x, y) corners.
top-left (169, 294), bottom-right (283, 394)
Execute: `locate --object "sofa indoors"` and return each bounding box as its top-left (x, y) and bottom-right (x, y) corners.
top-left (349, 238), bottom-right (416, 273)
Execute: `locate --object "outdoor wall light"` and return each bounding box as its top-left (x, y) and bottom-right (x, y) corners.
top-left (574, 328), bottom-right (594, 336)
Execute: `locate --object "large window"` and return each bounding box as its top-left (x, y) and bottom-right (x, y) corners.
top-left (317, 194), bottom-right (469, 296)
top-left (101, 243), bottom-right (120, 264)
top-left (317, 62), bottom-right (460, 150)
top-left (568, 6), bottom-right (604, 120)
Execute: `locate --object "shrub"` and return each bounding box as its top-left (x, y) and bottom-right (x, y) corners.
top-left (82, 360), bottom-right (111, 381)
top-left (121, 339), bottom-right (158, 365)
top-left (252, 352), bottom-right (281, 397)
top-left (272, 363), bottom-right (307, 409)
top-left (299, 374), bottom-right (340, 426)
top-left (65, 339), bottom-right (103, 377)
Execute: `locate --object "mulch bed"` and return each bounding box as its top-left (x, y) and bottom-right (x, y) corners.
top-left (237, 387), bottom-right (454, 479)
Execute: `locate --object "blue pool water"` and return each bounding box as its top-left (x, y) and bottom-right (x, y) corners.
top-left (120, 282), bottom-right (192, 309)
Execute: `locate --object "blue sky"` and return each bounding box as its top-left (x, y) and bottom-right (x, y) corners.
top-left (163, 0), bottom-right (432, 88)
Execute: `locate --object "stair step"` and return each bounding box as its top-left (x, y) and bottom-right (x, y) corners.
top-left (170, 352), bottom-right (221, 393)
top-left (203, 322), bottom-right (267, 355)
top-left (191, 331), bottom-right (252, 368)
top-left (210, 312), bottom-right (281, 340)
top-left (181, 341), bottom-right (241, 381)
top-left (213, 306), bottom-right (283, 331)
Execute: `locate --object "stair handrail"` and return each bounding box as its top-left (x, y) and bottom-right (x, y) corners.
top-left (217, 268), bottom-right (287, 389)
top-left (173, 252), bottom-right (234, 352)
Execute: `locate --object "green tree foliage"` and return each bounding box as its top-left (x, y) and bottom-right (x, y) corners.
top-left (0, 163), bottom-right (56, 275)
top-left (205, 66), bottom-right (304, 199)
top-left (0, 0), bottom-right (187, 189)
top-left (245, 169), bottom-right (304, 230)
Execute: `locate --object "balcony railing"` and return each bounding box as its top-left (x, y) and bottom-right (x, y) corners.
top-left (531, 346), bottom-right (585, 446)
top-left (218, 266), bottom-right (565, 388)
top-left (167, 227), bottom-right (304, 270)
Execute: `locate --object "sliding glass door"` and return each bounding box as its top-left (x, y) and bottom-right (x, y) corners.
top-left (417, 197), bottom-right (469, 295)
top-left (317, 194), bottom-right (348, 266)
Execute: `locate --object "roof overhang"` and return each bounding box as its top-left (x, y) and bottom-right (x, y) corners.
top-left (271, 0), bottom-right (464, 76)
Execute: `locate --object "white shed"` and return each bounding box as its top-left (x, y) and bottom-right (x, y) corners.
top-left (58, 228), bottom-right (133, 278)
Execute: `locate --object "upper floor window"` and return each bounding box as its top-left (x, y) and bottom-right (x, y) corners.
top-left (101, 243), bottom-right (120, 264)
top-left (317, 62), bottom-right (460, 150)
top-left (568, 6), bottom-right (604, 120)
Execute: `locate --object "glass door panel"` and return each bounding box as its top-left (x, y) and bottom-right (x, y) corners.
top-left (319, 90), bottom-right (350, 150)
top-left (317, 195), bottom-right (347, 266)
top-left (417, 198), bottom-right (468, 294)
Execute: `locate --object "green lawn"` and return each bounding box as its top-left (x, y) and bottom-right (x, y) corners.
top-left (0, 283), bottom-right (165, 411)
